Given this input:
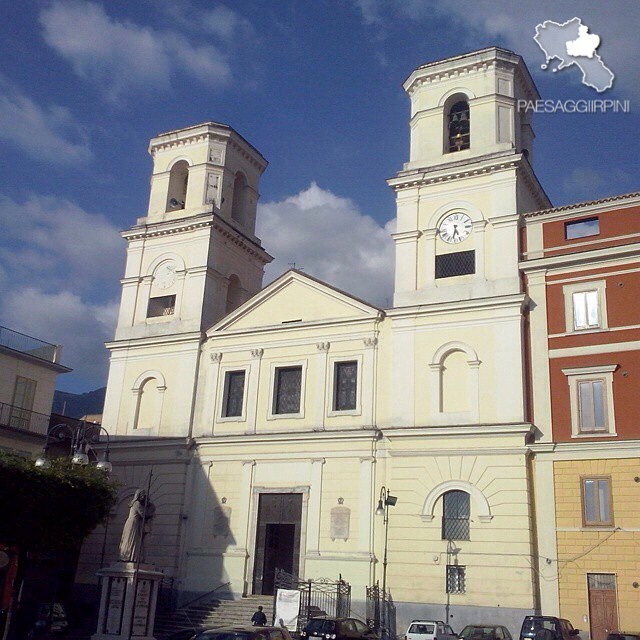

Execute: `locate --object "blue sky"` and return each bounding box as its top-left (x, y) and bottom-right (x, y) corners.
top-left (0, 0), bottom-right (638, 393)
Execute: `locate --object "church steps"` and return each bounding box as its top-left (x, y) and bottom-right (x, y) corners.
top-left (154, 596), bottom-right (275, 638)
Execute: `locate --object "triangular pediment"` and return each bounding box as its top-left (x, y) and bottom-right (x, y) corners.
top-left (208, 270), bottom-right (381, 334)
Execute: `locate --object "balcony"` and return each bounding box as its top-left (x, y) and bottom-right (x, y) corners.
top-left (0, 325), bottom-right (59, 364)
top-left (0, 401), bottom-right (51, 436)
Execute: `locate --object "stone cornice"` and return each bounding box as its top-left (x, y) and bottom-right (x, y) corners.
top-left (523, 191), bottom-right (640, 220)
top-left (387, 292), bottom-right (528, 320)
top-left (519, 241), bottom-right (640, 272)
top-left (105, 330), bottom-right (204, 351)
top-left (195, 427), bottom-right (382, 447)
top-left (403, 47), bottom-right (539, 102)
top-left (148, 122), bottom-right (267, 172)
top-left (122, 212), bottom-right (273, 264)
top-left (383, 422), bottom-right (533, 440)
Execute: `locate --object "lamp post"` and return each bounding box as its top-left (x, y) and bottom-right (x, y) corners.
top-left (35, 421), bottom-right (112, 473)
top-left (375, 486), bottom-right (397, 639)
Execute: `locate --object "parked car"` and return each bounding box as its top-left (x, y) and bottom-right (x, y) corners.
top-left (166, 628), bottom-right (201, 640)
top-left (301, 616), bottom-right (378, 640)
top-left (405, 620), bottom-right (457, 640)
top-left (459, 625), bottom-right (513, 640)
top-left (194, 626), bottom-right (292, 640)
top-left (606, 633), bottom-right (640, 640)
top-left (520, 617), bottom-right (579, 640)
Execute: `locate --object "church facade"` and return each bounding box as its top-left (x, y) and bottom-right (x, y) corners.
top-left (75, 47), bottom-right (637, 636)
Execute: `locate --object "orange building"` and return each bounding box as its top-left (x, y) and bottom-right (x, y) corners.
top-left (522, 192), bottom-right (640, 640)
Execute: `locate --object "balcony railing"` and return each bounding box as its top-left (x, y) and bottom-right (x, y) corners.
top-left (0, 401), bottom-right (50, 436)
top-left (0, 325), bottom-right (58, 363)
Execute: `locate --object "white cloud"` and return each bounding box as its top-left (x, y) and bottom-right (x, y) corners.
top-left (0, 193), bottom-right (123, 390)
top-left (0, 288), bottom-right (118, 391)
top-left (562, 167), bottom-right (634, 200)
top-left (0, 193), bottom-right (123, 294)
top-left (40, 1), bottom-right (231, 103)
top-left (351, 1), bottom-right (640, 99)
top-left (0, 74), bottom-right (91, 165)
top-left (257, 183), bottom-right (395, 308)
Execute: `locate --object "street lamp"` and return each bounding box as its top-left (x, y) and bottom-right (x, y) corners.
top-left (375, 486), bottom-right (397, 638)
top-left (35, 421), bottom-right (112, 473)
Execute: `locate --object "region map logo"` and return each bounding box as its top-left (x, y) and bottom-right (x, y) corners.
top-left (517, 17), bottom-right (630, 114)
top-left (534, 17), bottom-right (613, 92)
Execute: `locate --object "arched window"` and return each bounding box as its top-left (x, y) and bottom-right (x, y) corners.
top-left (231, 172), bottom-right (248, 225)
top-left (225, 274), bottom-right (244, 314)
top-left (166, 160), bottom-right (189, 211)
top-left (447, 101), bottom-right (470, 152)
top-left (442, 490), bottom-right (470, 540)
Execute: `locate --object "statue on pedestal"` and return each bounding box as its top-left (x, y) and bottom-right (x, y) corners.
top-left (118, 489), bottom-right (155, 563)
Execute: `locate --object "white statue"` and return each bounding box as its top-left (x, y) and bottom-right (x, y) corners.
top-left (119, 489), bottom-right (155, 563)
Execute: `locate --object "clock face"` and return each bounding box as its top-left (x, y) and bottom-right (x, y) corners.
top-left (438, 212), bottom-right (472, 244)
top-left (154, 262), bottom-right (177, 290)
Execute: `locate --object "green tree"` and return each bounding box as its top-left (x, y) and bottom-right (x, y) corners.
top-left (0, 451), bottom-right (117, 552)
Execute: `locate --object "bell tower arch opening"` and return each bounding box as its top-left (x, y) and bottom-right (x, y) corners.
top-left (444, 95), bottom-right (471, 153)
top-left (165, 159), bottom-right (189, 212)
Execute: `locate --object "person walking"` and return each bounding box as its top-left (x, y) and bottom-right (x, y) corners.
top-left (251, 606), bottom-right (268, 626)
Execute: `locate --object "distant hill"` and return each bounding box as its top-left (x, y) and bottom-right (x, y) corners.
top-left (52, 387), bottom-right (106, 418)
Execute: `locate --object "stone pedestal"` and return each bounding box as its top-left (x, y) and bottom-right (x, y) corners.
top-left (92, 562), bottom-right (163, 640)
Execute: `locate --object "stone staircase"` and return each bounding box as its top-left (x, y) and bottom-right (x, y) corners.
top-left (154, 595), bottom-right (275, 638)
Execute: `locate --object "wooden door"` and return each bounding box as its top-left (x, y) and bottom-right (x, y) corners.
top-left (588, 573), bottom-right (618, 640)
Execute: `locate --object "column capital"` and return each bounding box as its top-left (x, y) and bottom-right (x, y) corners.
top-left (363, 337), bottom-right (378, 349)
top-left (210, 352), bottom-right (223, 363)
top-left (251, 348), bottom-right (264, 359)
top-left (242, 459), bottom-right (256, 467)
top-left (311, 457), bottom-right (326, 465)
top-left (359, 456), bottom-right (375, 463)
top-left (316, 342), bottom-right (330, 352)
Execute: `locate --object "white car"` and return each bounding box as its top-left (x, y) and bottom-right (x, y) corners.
top-left (405, 620), bottom-right (458, 640)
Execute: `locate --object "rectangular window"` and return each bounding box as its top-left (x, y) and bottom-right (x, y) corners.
top-left (273, 366), bottom-right (302, 415)
top-left (565, 217), bottom-right (599, 240)
top-left (222, 370), bottom-right (245, 418)
top-left (9, 376), bottom-right (37, 430)
top-left (147, 294), bottom-right (176, 318)
top-left (333, 361), bottom-right (357, 411)
top-left (572, 290), bottom-right (600, 329)
top-left (435, 250), bottom-right (475, 279)
top-left (578, 379), bottom-right (607, 432)
top-left (446, 565), bottom-right (465, 594)
top-left (582, 477), bottom-right (613, 526)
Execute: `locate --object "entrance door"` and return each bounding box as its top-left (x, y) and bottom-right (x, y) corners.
top-left (252, 494), bottom-right (302, 595)
top-left (588, 573), bottom-right (618, 640)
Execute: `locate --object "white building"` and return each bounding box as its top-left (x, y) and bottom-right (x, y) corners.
top-left (78, 47), bottom-right (555, 634)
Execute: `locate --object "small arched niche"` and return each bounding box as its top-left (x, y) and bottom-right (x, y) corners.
top-left (131, 371), bottom-right (166, 432)
top-left (443, 94), bottom-right (471, 153)
top-left (231, 172), bottom-right (250, 227)
top-left (166, 160), bottom-right (189, 212)
top-left (225, 274), bottom-right (245, 314)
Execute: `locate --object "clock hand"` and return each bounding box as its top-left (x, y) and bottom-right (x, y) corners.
top-left (452, 224), bottom-right (459, 238)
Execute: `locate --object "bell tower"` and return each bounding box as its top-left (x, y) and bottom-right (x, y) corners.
top-left (102, 122), bottom-right (272, 437)
top-left (389, 48), bottom-right (550, 307)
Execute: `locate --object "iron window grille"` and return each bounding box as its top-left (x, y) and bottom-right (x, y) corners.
top-left (222, 370), bottom-right (246, 418)
top-left (147, 295), bottom-right (176, 318)
top-left (334, 361), bottom-right (357, 411)
top-left (273, 366), bottom-right (303, 414)
top-left (446, 565), bottom-right (465, 594)
top-left (435, 251), bottom-right (475, 279)
top-left (442, 490), bottom-right (470, 540)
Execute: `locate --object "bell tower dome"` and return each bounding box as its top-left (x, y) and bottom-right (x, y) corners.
top-left (389, 47), bottom-right (550, 307)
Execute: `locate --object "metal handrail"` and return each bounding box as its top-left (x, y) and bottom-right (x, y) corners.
top-left (0, 401), bottom-right (51, 435)
top-left (0, 325), bottom-right (58, 362)
top-left (176, 581), bottom-right (232, 614)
